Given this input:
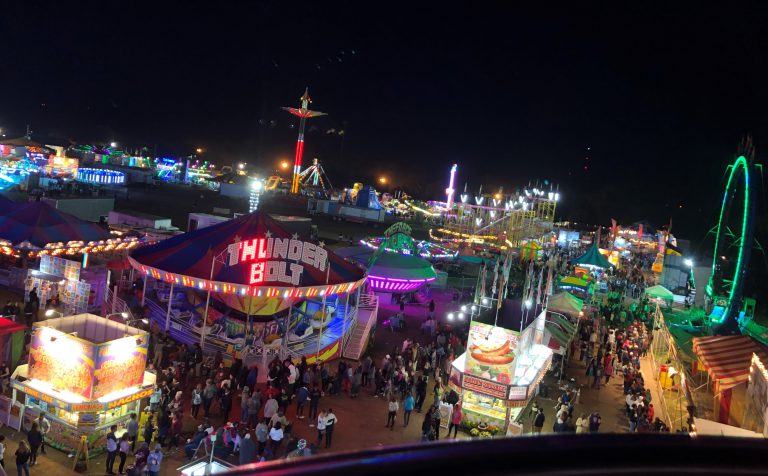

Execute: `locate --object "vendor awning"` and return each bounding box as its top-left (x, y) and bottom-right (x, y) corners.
top-left (645, 284), bottom-right (675, 300)
top-left (573, 242), bottom-right (614, 269)
top-left (547, 292), bottom-right (583, 316)
top-left (544, 313), bottom-right (577, 353)
top-left (692, 335), bottom-right (768, 390)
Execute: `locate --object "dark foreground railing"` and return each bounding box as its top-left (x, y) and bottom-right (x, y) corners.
top-left (221, 434), bottom-right (768, 476)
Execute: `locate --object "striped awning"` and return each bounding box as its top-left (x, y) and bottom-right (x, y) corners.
top-left (692, 335), bottom-right (768, 391)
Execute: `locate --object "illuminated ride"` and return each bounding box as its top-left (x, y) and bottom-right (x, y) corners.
top-left (360, 236), bottom-right (457, 260)
top-left (76, 168), bottom-right (126, 185)
top-left (337, 223), bottom-right (438, 292)
top-left (431, 184), bottom-right (559, 249)
top-left (298, 158), bottom-right (333, 194)
top-left (283, 88), bottom-right (327, 195)
top-left (706, 148), bottom-right (760, 332)
top-left (128, 211), bottom-right (369, 365)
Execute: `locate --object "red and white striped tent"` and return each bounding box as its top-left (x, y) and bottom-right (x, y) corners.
top-left (692, 335), bottom-right (768, 391)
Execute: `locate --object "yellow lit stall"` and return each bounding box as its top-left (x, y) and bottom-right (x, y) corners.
top-left (449, 313), bottom-right (552, 437)
top-left (11, 314), bottom-right (153, 457)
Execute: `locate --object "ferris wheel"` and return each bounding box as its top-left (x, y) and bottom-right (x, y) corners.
top-left (706, 142), bottom-right (760, 331)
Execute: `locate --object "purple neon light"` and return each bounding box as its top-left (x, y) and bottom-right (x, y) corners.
top-left (367, 274), bottom-right (435, 291)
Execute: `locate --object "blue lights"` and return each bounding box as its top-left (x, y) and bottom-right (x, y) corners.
top-left (76, 168), bottom-right (126, 185)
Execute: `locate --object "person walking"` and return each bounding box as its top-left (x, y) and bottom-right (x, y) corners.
top-left (308, 385), bottom-right (321, 421)
top-left (386, 396), bottom-right (399, 430)
top-left (26, 423), bottom-right (42, 467)
top-left (126, 413), bottom-right (139, 451)
top-left (239, 433), bottom-right (256, 466)
top-left (15, 441), bottom-right (30, 476)
top-left (532, 408), bottom-right (545, 434)
top-left (431, 404), bottom-right (441, 440)
top-left (247, 392), bottom-right (261, 429)
top-left (255, 419), bottom-right (269, 456)
top-left (575, 413), bottom-right (589, 434)
top-left (118, 434), bottom-right (130, 474)
top-left (295, 384), bottom-right (309, 419)
top-left (191, 384), bottom-right (203, 419)
top-left (147, 444), bottom-right (163, 476)
top-left (268, 422), bottom-right (284, 455)
top-left (316, 410), bottom-right (327, 446)
top-left (220, 385), bottom-right (233, 422)
top-left (324, 409), bottom-right (337, 448)
top-left (143, 416), bottom-right (156, 445)
top-left (202, 379), bottom-right (217, 418)
top-left (105, 424), bottom-right (118, 474)
top-left (448, 402), bottom-right (462, 438)
top-left (403, 392), bottom-right (415, 427)
top-left (36, 413), bottom-right (49, 455)
top-left (589, 412), bottom-right (602, 433)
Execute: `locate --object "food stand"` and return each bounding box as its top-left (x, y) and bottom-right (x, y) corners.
top-left (449, 312), bottom-right (552, 437)
top-left (10, 314), bottom-right (154, 457)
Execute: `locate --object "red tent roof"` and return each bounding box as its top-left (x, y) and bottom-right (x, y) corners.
top-left (0, 318), bottom-right (24, 335)
top-left (692, 335), bottom-right (768, 390)
top-left (129, 212), bottom-right (366, 296)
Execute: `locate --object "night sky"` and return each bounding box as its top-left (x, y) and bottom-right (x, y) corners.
top-left (3, 3), bottom-right (768, 246)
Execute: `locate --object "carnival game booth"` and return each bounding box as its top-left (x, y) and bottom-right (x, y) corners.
top-left (449, 300), bottom-right (553, 437)
top-left (691, 335), bottom-right (768, 426)
top-left (128, 211), bottom-right (368, 367)
top-left (10, 314), bottom-right (154, 457)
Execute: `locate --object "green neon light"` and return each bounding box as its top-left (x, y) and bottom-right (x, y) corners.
top-left (707, 155), bottom-right (750, 323)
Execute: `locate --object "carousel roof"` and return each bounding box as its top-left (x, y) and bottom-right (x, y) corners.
top-left (0, 200), bottom-right (111, 248)
top-left (129, 212), bottom-right (366, 295)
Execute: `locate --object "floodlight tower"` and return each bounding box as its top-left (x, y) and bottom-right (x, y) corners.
top-left (282, 88), bottom-right (327, 195)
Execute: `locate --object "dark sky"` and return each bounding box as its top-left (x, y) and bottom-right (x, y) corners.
top-left (3, 2), bottom-right (768, 244)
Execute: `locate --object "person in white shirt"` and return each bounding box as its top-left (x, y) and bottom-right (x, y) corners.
top-left (324, 409), bottom-right (338, 448)
top-left (316, 411), bottom-right (326, 446)
top-left (268, 422), bottom-right (284, 454)
top-left (386, 396), bottom-right (399, 430)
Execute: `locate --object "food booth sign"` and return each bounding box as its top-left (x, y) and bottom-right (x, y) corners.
top-left (93, 336), bottom-right (148, 399)
top-left (227, 237), bottom-right (328, 286)
top-left (462, 374), bottom-right (508, 399)
top-left (28, 327), bottom-right (96, 400)
top-left (465, 321), bottom-right (518, 384)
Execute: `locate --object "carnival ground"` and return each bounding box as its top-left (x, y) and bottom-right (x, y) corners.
top-left (0, 191), bottom-right (671, 473)
top-left (0, 282), bottom-right (669, 475)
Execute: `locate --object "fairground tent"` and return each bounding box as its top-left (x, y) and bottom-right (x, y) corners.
top-left (129, 212), bottom-right (367, 315)
top-left (543, 312), bottom-right (578, 355)
top-left (558, 276), bottom-right (590, 292)
top-left (645, 285), bottom-right (675, 301)
top-left (573, 242), bottom-right (613, 269)
top-left (519, 241), bottom-right (542, 261)
top-left (547, 292), bottom-right (584, 317)
top-left (0, 200), bottom-right (111, 248)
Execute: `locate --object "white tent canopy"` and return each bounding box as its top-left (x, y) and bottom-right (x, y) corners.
top-left (693, 417), bottom-right (764, 438)
top-left (644, 284), bottom-right (675, 300)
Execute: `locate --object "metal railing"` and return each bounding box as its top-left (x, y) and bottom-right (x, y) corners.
top-left (344, 294), bottom-right (378, 360)
top-left (104, 286), bottom-right (135, 321)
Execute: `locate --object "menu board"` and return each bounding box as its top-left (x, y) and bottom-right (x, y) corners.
top-left (93, 336), bottom-right (148, 399)
top-left (28, 327), bottom-right (96, 399)
top-left (465, 321), bottom-right (518, 384)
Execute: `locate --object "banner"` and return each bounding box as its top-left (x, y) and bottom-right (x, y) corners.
top-left (465, 321), bottom-right (518, 385)
top-left (28, 327), bottom-right (96, 399)
top-left (93, 335), bottom-right (148, 399)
